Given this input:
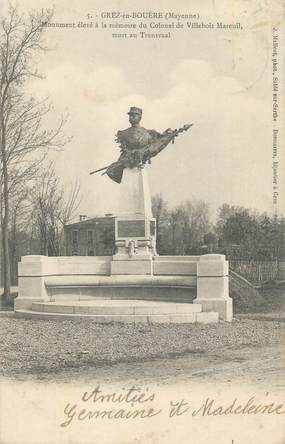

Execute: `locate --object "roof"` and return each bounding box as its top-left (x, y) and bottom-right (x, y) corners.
top-left (65, 215), bottom-right (115, 228)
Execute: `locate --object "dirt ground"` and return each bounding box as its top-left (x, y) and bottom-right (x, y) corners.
top-left (0, 286), bottom-right (284, 390)
top-left (29, 341), bottom-right (284, 394)
top-left (0, 317), bottom-right (283, 391)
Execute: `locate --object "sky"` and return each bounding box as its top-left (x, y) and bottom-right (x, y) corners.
top-left (3, 0), bottom-right (284, 220)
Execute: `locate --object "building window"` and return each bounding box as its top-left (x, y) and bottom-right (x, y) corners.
top-left (72, 230), bottom-right (79, 255)
top-left (87, 230), bottom-right (95, 256)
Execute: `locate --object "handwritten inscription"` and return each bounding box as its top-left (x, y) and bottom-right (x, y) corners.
top-left (60, 386), bottom-right (285, 427)
top-left (61, 386), bottom-right (161, 427)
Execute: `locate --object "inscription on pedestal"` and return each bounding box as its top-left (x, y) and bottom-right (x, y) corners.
top-left (117, 220), bottom-right (145, 237)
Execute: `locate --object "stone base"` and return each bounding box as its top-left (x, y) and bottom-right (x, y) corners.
top-left (193, 297), bottom-right (233, 322)
top-left (41, 274), bottom-right (197, 303)
top-left (114, 232), bottom-right (156, 259)
top-left (15, 253), bottom-right (232, 323)
top-left (110, 259), bottom-right (153, 275)
top-left (153, 260), bottom-right (197, 276)
top-left (15, 300), bottom-right (219, 324)
top-left (194, 254), bottom-right (232, 321)
top-left (14, 297), bottom-right (44, 311)
top-left (114, 167), bottom-right (156, 259)
top-left (117, 168), bottom-right (152, 218)
top-left (112, 253), bottom-right (153, 261)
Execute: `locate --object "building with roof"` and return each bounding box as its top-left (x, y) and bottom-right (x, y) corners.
top-left (64, 215), bottom-right (115, 256)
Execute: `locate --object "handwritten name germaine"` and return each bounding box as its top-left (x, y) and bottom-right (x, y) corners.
top-left (60, 386), bottom-right (285, 427)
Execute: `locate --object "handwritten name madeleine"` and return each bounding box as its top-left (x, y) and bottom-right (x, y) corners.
top-left (60, 386), bottom-right (285, 427)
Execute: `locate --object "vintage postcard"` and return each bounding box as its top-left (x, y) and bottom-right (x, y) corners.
top-left (0, 0), bottom-right (284, 443)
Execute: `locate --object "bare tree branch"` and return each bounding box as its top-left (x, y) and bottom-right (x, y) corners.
top-left (30, 164), bottom-right (81, 256)
top-left (0, 4), bottom-right (67, 302)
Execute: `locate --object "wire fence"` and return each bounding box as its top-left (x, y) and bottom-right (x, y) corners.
top-left (229, 259), bottom-right (279, 284)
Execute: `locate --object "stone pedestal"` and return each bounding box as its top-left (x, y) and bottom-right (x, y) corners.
top-left (193, 254), bottom-right (233, 321)
top-left (111, 167), bottom-right (156, 274)
top-left (118, 167), bottom-right (152, 218)
top-left (15, 255), bottom-right (53, 310)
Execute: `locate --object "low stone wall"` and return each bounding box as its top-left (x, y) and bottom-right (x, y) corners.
top-left (193, 254), bottom-right (232, 321)
top-left (15, 254), bottom-right (232, 321)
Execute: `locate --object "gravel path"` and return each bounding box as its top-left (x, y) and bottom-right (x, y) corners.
top-left (0, 316), bottom-right (283, 382)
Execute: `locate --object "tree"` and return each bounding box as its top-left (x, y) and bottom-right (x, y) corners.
top-left (167, 206), bottom-right (185, 254)
top-left (257, 213), bottom-right (283, 260)
top-left (203, 232), bottom-right (217, 253)
top-left (166, 200), bottom-right (211, 254)
top-left (31, 165), bottom-right (80, 256)
top-left (8, 183), bottom-right (32, 283)
top-left (216, 204), bottom-right (240, 242)
top-left (216, 204), bottom-right (284, 261)
top-left (221, 210), bottom-right (259, 258)
top-left (151, 197), bottom-right (211, 255)
top-left (0, 5), bottom-right (66, 303)
top-left (151, 194), bottom-right (169, 254)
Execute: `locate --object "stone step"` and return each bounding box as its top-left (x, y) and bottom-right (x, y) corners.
top-left (15, 309), bottom-right (219, 323)
top-left (32, 300), bottom-right (202, 316)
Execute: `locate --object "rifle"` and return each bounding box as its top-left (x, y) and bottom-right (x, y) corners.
top-left (90, 165), bottom-right (108, 175)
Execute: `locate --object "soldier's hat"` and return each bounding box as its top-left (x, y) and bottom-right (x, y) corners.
top-left (127, 106), bottom-right (142, 116)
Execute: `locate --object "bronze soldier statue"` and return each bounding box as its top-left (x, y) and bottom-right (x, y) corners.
top-left (90, 107), bottom-right (193, 183)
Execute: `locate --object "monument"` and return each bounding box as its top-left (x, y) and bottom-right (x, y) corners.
top-left (14, 107), bottom-right (233, 323)
top-left (91, 107), bottom-right (192, 271)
